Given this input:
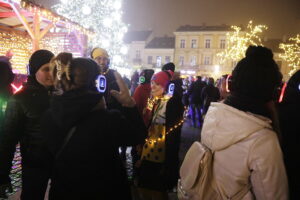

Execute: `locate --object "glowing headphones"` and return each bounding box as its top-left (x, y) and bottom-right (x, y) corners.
top-left (163, 70), bottom-right (175, 97)
top-left (96, 75), bottom-right (106, 93)
top-left (139, 76), bottom-right (145, 84)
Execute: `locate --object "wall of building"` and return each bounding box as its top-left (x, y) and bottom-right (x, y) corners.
top-left (143, 48), bottom-right (174, 70)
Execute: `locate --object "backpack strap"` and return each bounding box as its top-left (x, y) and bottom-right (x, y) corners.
top-left (55, 126), bottom-right (77, 159)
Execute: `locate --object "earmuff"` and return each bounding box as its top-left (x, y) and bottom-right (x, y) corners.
top-left (96, 75), bottom-right (106, 93)
top-left (163, 70), bottom-right (175, 97)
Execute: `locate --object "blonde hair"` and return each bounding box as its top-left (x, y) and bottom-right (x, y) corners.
top-left (50, 52), bottom-right (73, 91)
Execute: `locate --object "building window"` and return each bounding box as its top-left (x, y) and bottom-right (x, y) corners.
top-left (147, 56), bottom-right (153, 64)
top-left (156, 56), bottom-right (162, 67)
top-left (136, 50), bottom-right (141, 58)
top-left (190, 56), bottom-right (196, 66)
top-left (179, 56), bottom-right (184, 66)
top-left (220, 39), bottom-right (226, 49)
top-left (204, 56), bottom-right (210, 65)
top-left (205, 39), bottom-right (211, 48)
top-left (165, 56), bottom-right (171, 63)
top-left (191, 39), bottom-right (197, 48)
top-left (180, 39), bottom-right (185, 48)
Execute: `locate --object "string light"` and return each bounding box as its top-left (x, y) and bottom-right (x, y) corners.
top-left (19, 0), bottom-right (93, 37)
top-left (0, 31), bottom-right (31, 74)
top-left (217, 20), bottom-right (268, 65)
top-left (279, 34), bottom-right (300, 76)
top-left (144, 105), bottom-right (188, 144)
top-left (52, 0), bottom-right (128, 69)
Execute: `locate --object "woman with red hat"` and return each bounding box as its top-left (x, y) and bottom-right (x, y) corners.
top-left (137, 70), bottom-right (184, 200)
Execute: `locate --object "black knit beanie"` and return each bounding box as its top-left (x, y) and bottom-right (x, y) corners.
top-left (230, 46), bottom-right (282, 102)
top-left (162, 62), bottom-right (175, 72)
top-left (29, 49), bottom-right (54, 75)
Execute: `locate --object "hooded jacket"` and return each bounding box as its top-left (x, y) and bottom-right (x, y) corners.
top-left (42, 89), bottom-right (146, 200)
top-left (201, 102), bottom-right (288, 200)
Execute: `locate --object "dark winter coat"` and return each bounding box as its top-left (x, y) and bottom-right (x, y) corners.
top-left (201, 84), bottom-right (220, 113)
top-left (103, 69), bottom-right (122, 110)
top-left (279, 70), bottom-right (300, 200)
top-left (0, 77), bottom-right (53, 185)
top-left (187, 79), bottom-right (206, 105)
top-left (42, 90), bottom-right (146, 200)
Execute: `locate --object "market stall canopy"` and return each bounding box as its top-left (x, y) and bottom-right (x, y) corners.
top-left (0, 0), bottom-right (93, 51)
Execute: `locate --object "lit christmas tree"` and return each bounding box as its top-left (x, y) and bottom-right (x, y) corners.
top-left (217, 21), bottom-right (268, 65)
top-left (279, 34), bottom-right (300, 76)
top-left (53, 0), bottom-right (129, 69)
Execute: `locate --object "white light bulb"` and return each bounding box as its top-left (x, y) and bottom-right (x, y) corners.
top-left (114, 1), bottom-right (122, 10)
top-left (113, 55), bottom-right (122, 64)
top-left (61, 0), bottom-right (69, 4)
top-left (120, 46), bottom-right (128, 55)
top-left (214, 65), bottom-right (220, 74)
top-left (82, 5), bottom-right (91, 15)
top-left (117, 32), bottom-right (124, 40)
top-left (103, 18), bottom-right (112, 27)
top-left (113, 12), bottom-right (121, 21)
top-left (102, 40), bottom-right (110, 48)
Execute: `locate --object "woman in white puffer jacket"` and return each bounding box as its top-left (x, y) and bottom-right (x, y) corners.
top-left (201, 46), bottom-right (288, 200)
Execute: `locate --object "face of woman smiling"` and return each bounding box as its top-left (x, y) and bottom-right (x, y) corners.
top-left (151, 81), bottom-right (164, 97)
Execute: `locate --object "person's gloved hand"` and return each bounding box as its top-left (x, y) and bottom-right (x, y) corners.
top-left (0, 182), bottom-right (13, 199)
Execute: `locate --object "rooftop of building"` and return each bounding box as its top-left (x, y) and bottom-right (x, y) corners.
top-left (145, 36), bottom-right (175, 49)
top-left (175, 24), bottom-right (232, 32)
top-left (123, 30), bottom-right (152, 44)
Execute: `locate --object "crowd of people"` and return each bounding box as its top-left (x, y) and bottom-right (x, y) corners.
top-left (0, 45), bottom-right (298, 200)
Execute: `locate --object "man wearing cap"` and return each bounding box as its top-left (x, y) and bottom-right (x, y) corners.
top-left (0, 49), bottom-right (54, 199)
top-left (91, 47), bottom-right (123, 110)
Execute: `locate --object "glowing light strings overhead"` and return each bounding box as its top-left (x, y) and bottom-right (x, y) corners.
top-left (53, 0), bottom-right (129, 69)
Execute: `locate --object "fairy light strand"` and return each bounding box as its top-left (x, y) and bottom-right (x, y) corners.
top-left (52, 0), bottom-right (128, 69)
top-left (145, 106), bottom-right (188, 144)
top-left (279, 34), bottom-right (300, 76)
top-left (217, 20), bottom-right (268, 65)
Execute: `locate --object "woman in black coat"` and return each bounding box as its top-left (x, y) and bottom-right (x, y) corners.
top-left (42, 55), bottom-right (146, 200)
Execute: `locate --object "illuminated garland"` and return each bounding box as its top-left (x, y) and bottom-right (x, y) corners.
top-left (53, 0), bottom-right (128, 69)
top-left (19, 0), bottom-right (93, 37)
top-left (0, 31), bottom-right (31, 74)
top-left (279, 34), bottom-right (300, 76)
top-left (217, 20), bottom-right (268, 65)
top-left (145, 105), bottom-right (188, 144)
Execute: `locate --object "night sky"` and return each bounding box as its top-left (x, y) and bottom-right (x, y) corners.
top-left (38, 0), bottom-right (300, 39)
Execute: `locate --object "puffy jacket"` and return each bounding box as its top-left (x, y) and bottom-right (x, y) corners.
top-left (201, 102), bottom-right (288, 200)
top-left (0, 78), bottom-right (53, 183)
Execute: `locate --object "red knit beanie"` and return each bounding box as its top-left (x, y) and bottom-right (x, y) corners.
top-left (151, 70), bottom-right (174, 88)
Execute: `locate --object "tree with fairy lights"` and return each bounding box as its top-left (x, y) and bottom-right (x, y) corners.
top-left (217, 21), bottom-right (268, 65)
top-left (53, 0), bottom-right (128, 69)
top-left (279, 34), bottom-right (300, 76)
